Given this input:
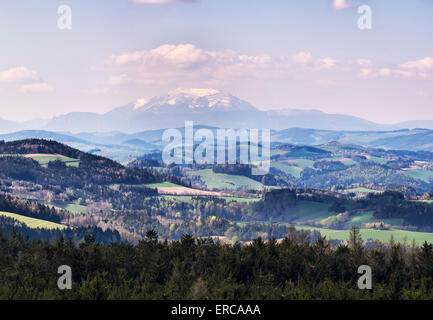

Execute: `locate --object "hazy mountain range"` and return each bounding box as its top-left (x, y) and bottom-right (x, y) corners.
top-left (2, 88), bottom-right (433, 134)
top-left (2, 126), bottom-right (433, 165)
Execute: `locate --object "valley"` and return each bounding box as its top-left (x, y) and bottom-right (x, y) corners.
top-left (1, 138), bottom-right (433, 246)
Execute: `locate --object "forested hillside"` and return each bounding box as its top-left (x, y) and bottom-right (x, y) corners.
top-left (2, 229), bottom-right (433, 299)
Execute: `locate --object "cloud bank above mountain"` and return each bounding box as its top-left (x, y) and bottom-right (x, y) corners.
top-left (104, 44), bottom-right (341, 87)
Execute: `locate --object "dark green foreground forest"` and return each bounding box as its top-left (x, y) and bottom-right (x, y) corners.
top-left (2, 228), bottom-right (433, 300)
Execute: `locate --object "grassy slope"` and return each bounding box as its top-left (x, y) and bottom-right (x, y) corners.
top-left (345, 211), bottom-right (403, 228)
top-left (297, 225), bottom-right (433, 245)
top-left (0, 154), bottom-right (79, 167)
top-left (402, 169), bottom-right (433, 183)
top-left (287, 158), bottom-right (315, 167)
top-left (160, 195), bottom-right (260, 203)
top-left (283, 201), bottom-right (332, 223)
top-left (191, 169), bottom-right (263, 190)
top-left (343, 187), bottom-right (381, 194)
top-left (45, 202), bottom-right (87, 214)
top-left (0, 211), bottom-right (67, 230)
top-left (30, 155), bottom-right (79, 167)
top-left (271, 162), bottom-right (303, 178)
top-left (145, 182), bottom-right (182, 188)
top-left (368, 156), bottom-right (389, 165)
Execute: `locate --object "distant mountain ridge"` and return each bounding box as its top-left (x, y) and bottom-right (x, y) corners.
top-left (2, 127), bottom-right (433, 162)
top-left (1, 88), bottom-right (433, 133)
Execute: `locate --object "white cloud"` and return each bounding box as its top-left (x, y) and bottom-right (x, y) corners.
top-left (19, 83), bottom-right (53, 94)
top-left (400, 57), bottom-right (433, 72)
top-left (360, 67), bottom-right (407, 79)
top-left (0, 66), bottom-right (38, 83)
top-left (318, 57), bottom-right (337, 69)
top-left (105, 44), bottom-right (338, 86)
top-left (291, 52), bottom-right (313, 65)
top-left (357, 59), bottom-right (373, 67)
top-left (332, 0), bottom-right (350, 10)
top-left (359, 57), bottom-right (433, 79)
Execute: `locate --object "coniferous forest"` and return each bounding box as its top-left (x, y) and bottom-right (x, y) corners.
top-left (1, 228), bottom-right (433, 300)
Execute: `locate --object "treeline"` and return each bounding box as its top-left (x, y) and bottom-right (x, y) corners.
top-left (2, 228), bottom-right (433, 299)
top-left (0, 216), bottom-right (121, 244)
top-left (359, 191), bottom-right (433, 231)
top-left (0, 139), bottom-right (191, 187)
top-left (0, 193), bottom-right (64, 223)
top-left (301, 162), bottom-right (431, 192)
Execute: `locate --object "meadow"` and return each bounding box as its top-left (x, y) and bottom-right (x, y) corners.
top-left (297, 225), bottom-right (433, 245)
top-left (0, 211), bottom-right (67, 230)
top-left (402, 169), bottom-right (433, 183)
top-left (190, 169), bottom-right (263, 190)
top-left (271, 162), bottom-right (303, 178)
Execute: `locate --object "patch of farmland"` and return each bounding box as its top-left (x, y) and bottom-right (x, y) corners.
top-left (367, 156), bottom-right (389, 165)
top-left (296, 225), bottom-right (433, 245)
top-left (0, 211), bottom-right (67, 230)
top-left (286, 158), bottom-right (315, 167)
top-left (343, 187), bottom-right (381, 194)
top-left (271, 162), bottom-right (303, 178)
top-left (145, 182), bottom-right (183, 188)
top-left (146, 181), bottom-right (223, 196)
top-left (42, 202), bottom-right (87, 214)
top-left (24, 154), bottom-right (80, 167)
top-left (282, 201), bottom-right (332, 223)
top-left (191, 169), bottom-right (263, 191)
top-left (401, 169), bottom-right (433, 183)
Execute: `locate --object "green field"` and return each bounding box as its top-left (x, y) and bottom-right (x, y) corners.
top-left (285, 151), bottom-right (321, 158)
top-left (0, 153), bottom-right (81, 168)
top-left (321, 157), bottom-right (357, 166)
top-left (344, 187), bottom-right (381, 194)
top-left (344, 211), bottom-right (403, 228)
top-left (297, 225), bottom-right (433, 245)
top-left (340, 159), bottom-right (357, 166)
top-left (287, 158), bottom-right (315, 167)
top-left (368, 156), bottom-right (389, 165)
top-left (402, 169), bottom-right (433, 183)
top-left (145, 182), bottom-right (183, 188)
top-left (161, 195), bottom-right (260, 203)
top-left (191, 169), bottom-right (263, 190)
top-left (45, 202), bottom-right (87, 214)
top-left (271, 162), bottom-right (303, 178)
top-left (415, 200), bottom-right (433, 204)
top-left (282, 201), bottom-right (332, 223)
top-left (345, 211), bottom-right (374, 228)
top-left (29, 155), bottom-right (80, 167)
top-left (0, 211), bottom-right (67, 230)
top-left (219, 196), bottom-right (260, 203)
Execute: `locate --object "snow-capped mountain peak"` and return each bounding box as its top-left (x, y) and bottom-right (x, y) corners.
top-left (130, 88), bottom-right (255, 112)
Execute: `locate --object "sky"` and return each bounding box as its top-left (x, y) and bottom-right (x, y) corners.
top-left (0, 0), bottom-right (432, 124)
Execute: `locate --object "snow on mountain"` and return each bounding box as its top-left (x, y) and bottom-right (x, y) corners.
top-left (10, 87), bottom-right (413, 133)
top-left (129, 88), bottom-right (256, 114)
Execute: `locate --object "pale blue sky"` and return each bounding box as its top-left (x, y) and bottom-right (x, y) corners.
top-left (0, 0), bottom-right (432, 123)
